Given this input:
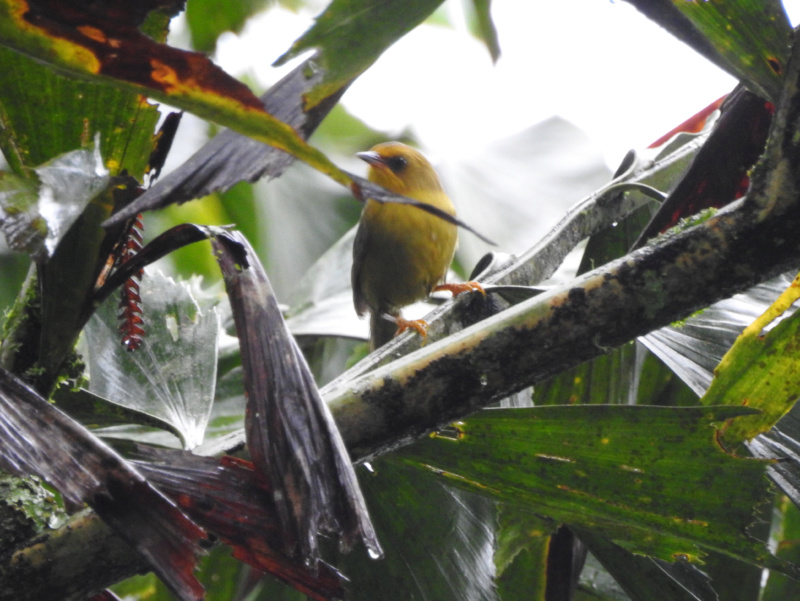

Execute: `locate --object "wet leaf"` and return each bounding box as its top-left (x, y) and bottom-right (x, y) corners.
top-left (0, 43), bottom-right (161, 176)
top-left (331, 458), bottom-right (499, 601)
top-left (0, 367), bottom-right (206, 601)
top-left (212, 230), bottom-right (380, 564)
top-left (702, 272), bottom-right (800, 447)
top-left (0, 143), bottom-right (109, 260)
top-left (84, 271), bottom-right (219, 450)
top-left (54, 386), bottom-right (184, 433)
top-left (199, 366), bottom-right (246, 446)
top-left (134, 448), bottom-right (347, 601)
top-left (673, 0), bottom-right (789, 99)
top-left (0, 21), bottom-right (166, 394)
top-left (400, 405), bottom-right (794, 576)
top-left (750, 407), bottom-right (800, 511)
top-left (532, 342), bottom-right (638, 407)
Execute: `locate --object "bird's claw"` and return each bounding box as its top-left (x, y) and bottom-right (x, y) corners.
top-left (394, 317), bottom-right (429, 341)
top-left (434, 281), bottom-right (486, 298)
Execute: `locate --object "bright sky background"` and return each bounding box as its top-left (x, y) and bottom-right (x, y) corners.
top-left (204, 0), bottom-right (800, 171)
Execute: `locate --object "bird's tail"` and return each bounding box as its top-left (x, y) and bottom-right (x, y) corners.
top-left (369, 311), bottom-right (397, 351)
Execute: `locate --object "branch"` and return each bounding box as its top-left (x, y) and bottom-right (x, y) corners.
top-left (0, 510), bottom-right (146, 600)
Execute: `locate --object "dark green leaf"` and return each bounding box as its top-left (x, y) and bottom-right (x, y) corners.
top-left (0, 252), bottom-right (30, 319)
top-left (576, 528), bottom-right (718, 601)
top-left (578, 203), bottom-right (657, 275)
top-left (697, 551), bottom-right (763, 601)
top-left (0, 38), bottom-right (162, 395)
top-left (632, 347), bottom-right (698, 408)
top-left (400, 405), bottom-right (791, 575)
top-left (532, 342), bottom-right (637, 406)
top-left (0, 46), bottom-right (159, 176)
top-left (674, 1), bottom-right (789, 100)
top-left (495, 505), bottom-right (555, 600)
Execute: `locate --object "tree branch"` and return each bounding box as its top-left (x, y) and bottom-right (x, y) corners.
top-left (1, 510), bottom-right (146, 600)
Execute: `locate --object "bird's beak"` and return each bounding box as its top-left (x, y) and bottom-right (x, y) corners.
top-left (356, 150), bottom-right (383, 168)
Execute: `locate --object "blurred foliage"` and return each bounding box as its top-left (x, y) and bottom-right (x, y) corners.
top-left (185, 0), bottom-right (273, 53)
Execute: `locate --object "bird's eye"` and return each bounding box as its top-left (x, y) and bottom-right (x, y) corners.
top-left (385, 155), bottom-right (408, 174)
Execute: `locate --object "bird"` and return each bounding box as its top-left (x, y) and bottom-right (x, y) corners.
top-left (351, 142), bottom-right (478, 350)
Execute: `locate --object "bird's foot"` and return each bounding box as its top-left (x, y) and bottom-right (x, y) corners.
top-left (434, 281), bottom-right (486, 297)
top-left (394, 316), bottom-right (429, 341)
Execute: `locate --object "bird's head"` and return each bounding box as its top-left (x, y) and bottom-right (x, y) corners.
top-left (357, 142), bottom-right (444, 196)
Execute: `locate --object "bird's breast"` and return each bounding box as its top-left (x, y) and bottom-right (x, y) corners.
top-left (356, 198), bottom-right (458, 314)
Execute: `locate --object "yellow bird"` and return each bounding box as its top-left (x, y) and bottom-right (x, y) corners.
top-left (351, 142), bottom-right (465, 350)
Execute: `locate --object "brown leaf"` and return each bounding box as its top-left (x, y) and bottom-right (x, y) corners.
top-left (21, 0), bottom-right (263, 110)
top-left (136, 448), bottom-right (347, 601)
top-left (212, 231), bottom-right (382, 565)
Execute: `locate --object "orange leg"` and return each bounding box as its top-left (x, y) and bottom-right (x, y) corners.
top-left (383, 282), bottom-right (485, 345)
top-left (433, 281), bottom-right (486, 297)
top-left (394, 316), bottom-right (429, 340)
